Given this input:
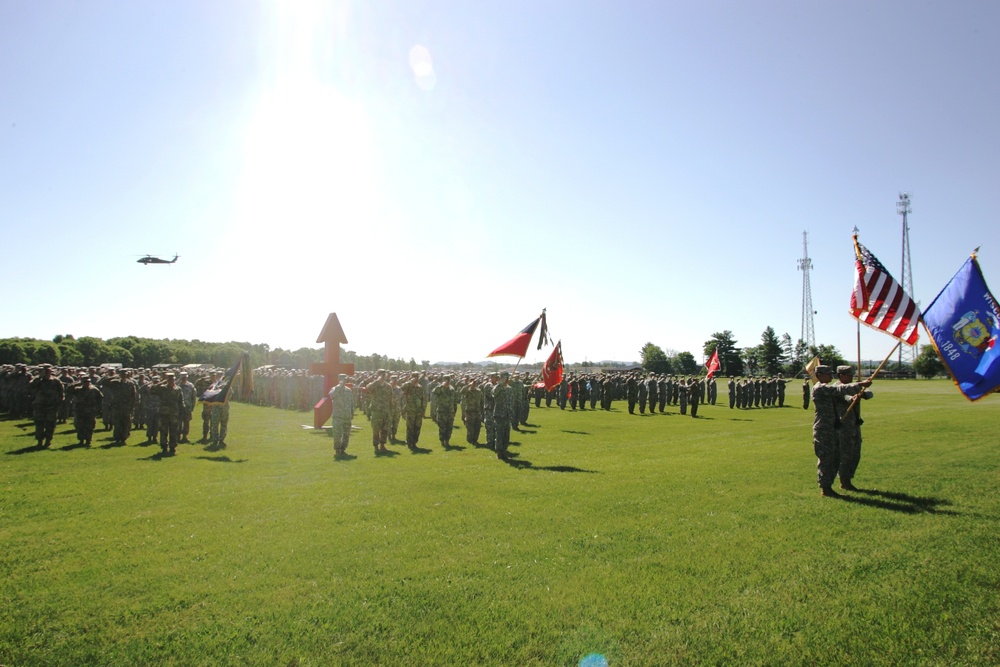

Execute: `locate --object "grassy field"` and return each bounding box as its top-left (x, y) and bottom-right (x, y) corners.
top-left (2, 380), bottom-right (998, 666)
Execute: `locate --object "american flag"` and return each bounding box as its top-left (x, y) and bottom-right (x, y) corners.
top-left (850, 237), bottom-right (920, 345)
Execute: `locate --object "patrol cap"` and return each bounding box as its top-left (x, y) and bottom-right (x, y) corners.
top-left (836, 365), bottom-right (854, 374)
top-left (500, 371), bottom-right (510, 378)
top-left (815, 365), bottom-right (832, 375)
top-left (338, 373), bottom-right (347, 381)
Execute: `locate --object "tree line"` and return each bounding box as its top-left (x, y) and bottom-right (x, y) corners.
top-left (0, 335), bottom-right (417, 373)
top-left (640, 327), bottom-right (935, 378)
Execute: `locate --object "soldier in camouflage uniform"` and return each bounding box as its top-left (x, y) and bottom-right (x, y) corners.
top-left (389, 375), bottom-right (403, 443)
top-left (483, 373), bottom-right (498, 450)
top-left (461, 379), bottom-right (484, 445)
top-left (29, 365), bottom-right (64, 447)
top-left (195, 372), bottom-right (216, 443)
top-left (108, 368), bottom-right (138, 444)
top-left (509, 373), bottom-right (525, 429)
top-left (431, 375), bottom-right (457, 448)
top-left (178, 372), bottom-right (197, 443)
top-left (401, 372), bottom-right (426, 450)
top-left (834, 365), bottom-right (873, 491)
top-left (68, 375), bottom-right (102, 446)
top-left (367, 370), bottom-right (393, 454)
top-left (811, 365), bottom-right (872, 497)
top-left (154, 373), bottom-right (185, 455)
top-left (492, 371), bottom-right (513, 460)
top-left (688, 378), bottom-right (700, 418)
top-left (141, 375), bottom-right (160, 444)
top-left (328, 373), bottom-right (355, 455)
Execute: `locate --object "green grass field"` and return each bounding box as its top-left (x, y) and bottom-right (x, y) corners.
top-left (2, 380), bottom-right (998, 666)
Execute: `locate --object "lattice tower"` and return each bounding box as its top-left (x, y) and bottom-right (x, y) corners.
top-left (798, 231), bottom-right (816, 348)
top-left (898, 193), bottom-right (916, 366)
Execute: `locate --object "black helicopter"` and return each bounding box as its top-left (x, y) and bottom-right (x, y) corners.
top-left (137, 254), bottom-right (179, 265)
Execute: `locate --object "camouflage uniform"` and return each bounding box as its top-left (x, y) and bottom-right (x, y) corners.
top-left (688, 379), bottom-right (700, 418)
top-left (210, 401), bottom-right (230, 448)
top-left (367, 371), bottom-right (393, 452)
top-left (401, 375), bottom-right (426, 449)
top-left (461, 382), bottom-right (484, 445)
top-left (69, 378), bottom-right (103, 445)
top-left (29, 367), bottom-right (64, 447)
top-left (811, 366), bottom-right (870, 495)
top-left (178, 375), bottom-right (197, 443)
top-left (492, 374), bottom-right (513, 458)
top-left (195, 374), bottom-right (215, 442)
top-left (835, 366), bottom-right (873, 489)
top-left (431, 379), bottom-right (457, 447)
top-left (108, 372), bottom-right (138, 444)
top-left (154, 376), bottom-right (185, 454)
top-left (328, 377), bottom-right (354, 455)
top-left (483, 376), bottom-right (498, 450)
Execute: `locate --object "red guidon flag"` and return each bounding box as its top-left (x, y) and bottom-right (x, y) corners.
top-left (705, 349), bottom-right (720, 379)
top-left (487, 313), bottom-right (546, 358)
top-left (542, 341), bottom-right (564, 391)
top-left (850, 235), bottom-right (921, 345)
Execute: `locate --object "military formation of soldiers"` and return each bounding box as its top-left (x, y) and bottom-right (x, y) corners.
top-left (725, 375), bottom-right (793, 409)
top-left (0, 363), bottom-right (230, 454)
top-left (5, 363), bottom-right (830, 483)
top-left (324, 368), bottom-right (538, 461)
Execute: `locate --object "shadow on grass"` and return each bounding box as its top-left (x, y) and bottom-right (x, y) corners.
top-left (561, 430), bottom-right (591, 435)
top-left (839, 488), bottom-right (959, 515)
top-left (57, 442), bottom-right (90, 452)
top-left (333, 452), bottom-right (358, 462)
top-left (6, 443), bottom-right (49, 455)
top-left (195, 455), bottom-right (248, 463)
top-left (513, 428), bottom-right (537, 435)
top-left (442, 443), bottom-right (467, 452)
top-left (138, 451), bottom-right (171, 461)
top-left (409, 446), bottom-right (433, 455)
top-left (98, 439), bottom-right (127, 450)
top-left (501, 453), bottom-right (597, 473)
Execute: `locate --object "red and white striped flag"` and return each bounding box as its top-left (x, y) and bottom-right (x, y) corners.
top-left (850, 236), bottom-right (920, 345)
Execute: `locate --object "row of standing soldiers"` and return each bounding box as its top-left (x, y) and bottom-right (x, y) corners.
top-left (328, 369), bottom-right (532, 460)
top-left (0, 364), bottom-right (231, 453)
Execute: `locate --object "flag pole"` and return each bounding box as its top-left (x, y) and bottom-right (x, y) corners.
top-left (856, 320), bottom-right (862, 380)
top-left (840, 339), bottom-right (901, 421)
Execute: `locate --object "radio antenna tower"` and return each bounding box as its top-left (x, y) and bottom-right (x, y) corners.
top-left (798, 231), bottom-right (816, 349)
top-left (897, 193), bottom-right (915, 366)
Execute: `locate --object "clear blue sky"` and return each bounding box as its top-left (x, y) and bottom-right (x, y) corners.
top-left (2, 1), bottom-right (998, 366)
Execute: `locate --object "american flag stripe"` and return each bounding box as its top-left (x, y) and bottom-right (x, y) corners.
top-left (850, 239), bottom-right (920, 345)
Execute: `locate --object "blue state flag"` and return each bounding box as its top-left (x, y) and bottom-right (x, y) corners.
top-left (200, 352), bottom-right (253, 406)
top-left (921, 256), bottom-right (1000, 401)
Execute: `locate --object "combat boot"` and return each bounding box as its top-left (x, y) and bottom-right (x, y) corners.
top-left (821, 485), bottom-right (841, 498)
